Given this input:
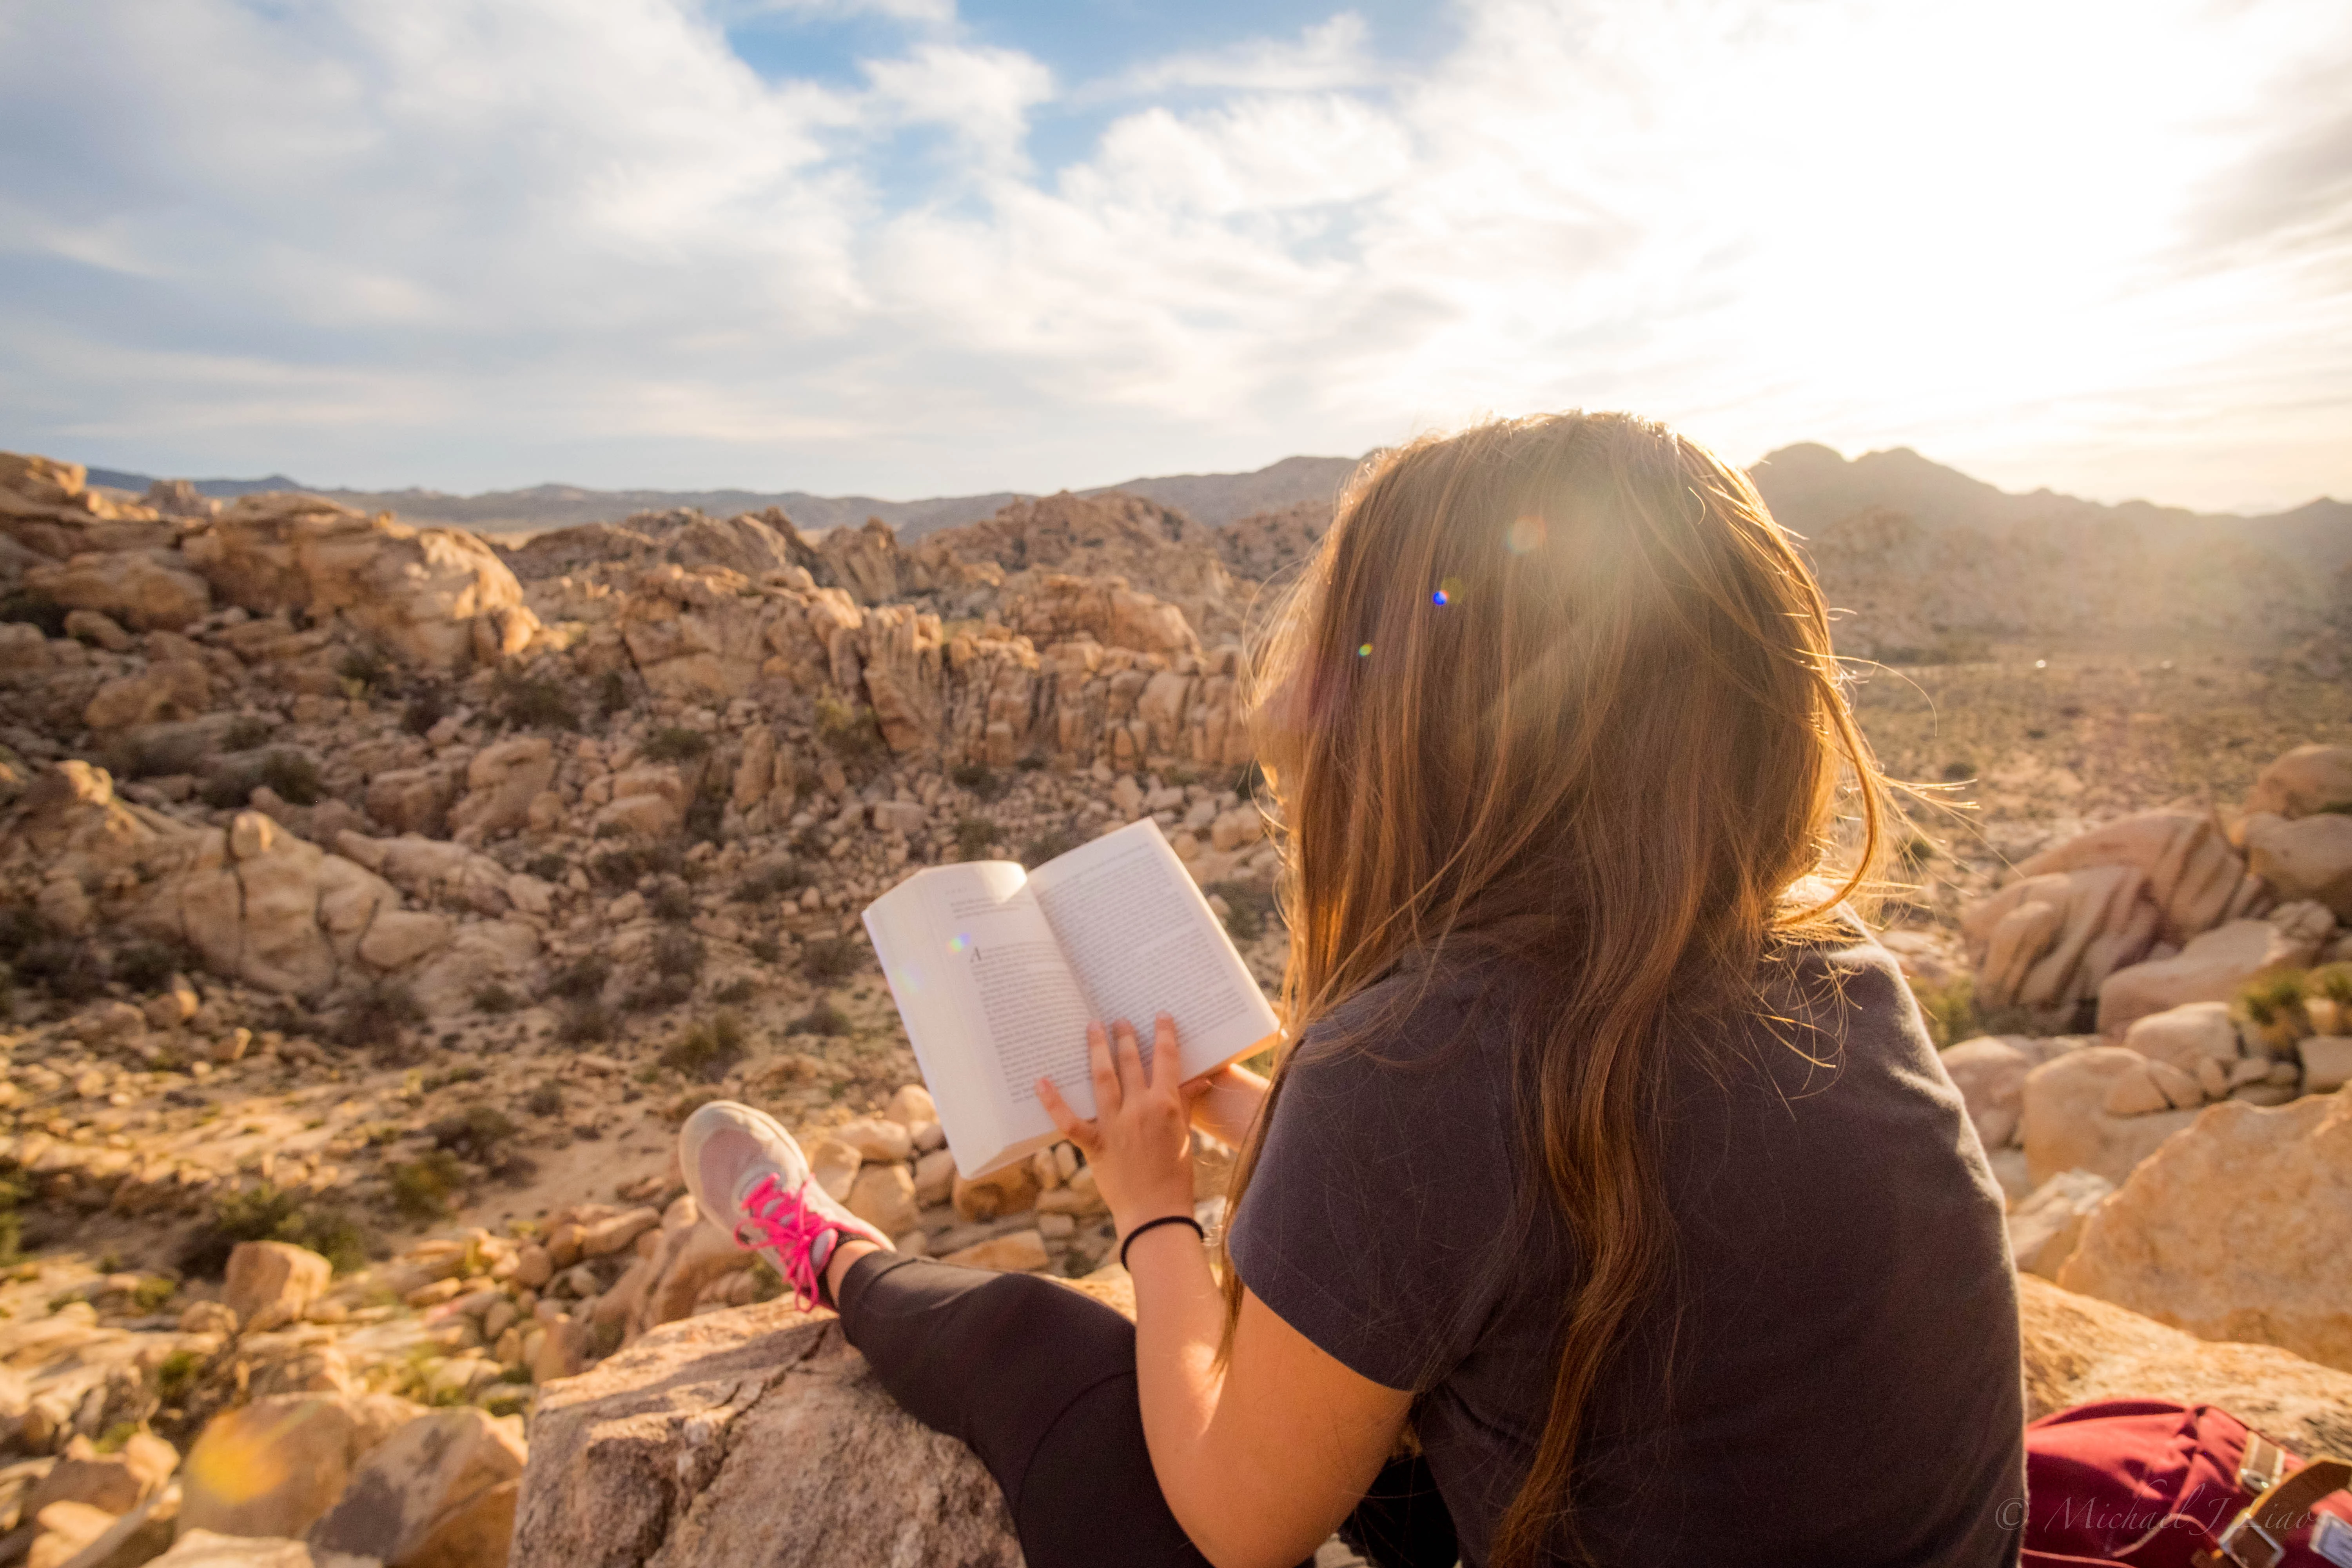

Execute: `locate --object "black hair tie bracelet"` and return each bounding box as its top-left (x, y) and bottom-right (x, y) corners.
top-left (1119, 1214), bottom-right (1205, 1271)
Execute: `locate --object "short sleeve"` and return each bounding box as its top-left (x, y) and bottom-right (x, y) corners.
top-left (1225, 975), bottom-right (1523, 1393)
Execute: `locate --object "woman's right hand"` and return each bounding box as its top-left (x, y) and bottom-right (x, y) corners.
top-left (1186, 1062), bottom-right (1270, 1150)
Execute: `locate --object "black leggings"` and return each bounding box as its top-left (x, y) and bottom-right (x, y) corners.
top-left (838, 1252), bottom-right (1461, 1568)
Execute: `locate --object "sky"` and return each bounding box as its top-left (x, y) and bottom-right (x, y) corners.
top-left (1, 0), bottom-right (2347, 512)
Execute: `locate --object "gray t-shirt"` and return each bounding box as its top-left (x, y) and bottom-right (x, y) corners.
top-left (1228, 935), bottom-right (2025, 1567)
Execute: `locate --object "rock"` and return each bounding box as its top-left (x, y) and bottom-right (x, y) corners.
top-left (143, 1532), bottom-right (357, 1568)
top-left (2243, 811), bottom-right (2352, 921)
top-left (1940, 1035), bottom-right (2079, 1150)
top-left (2096, 903), bottom-right (2335, 1034)
top-left (65, 610), bottom-right (134, 651)
top-left (530, 1318), bottom-right (588, 1384)
top-left (178, 1301), bottom-right (239, 1336)
top-left (512, 1303), bottom-right (1022, 1568)
top-left (2020, 1046), bottom-right (2200, 1187)
top-left (806, 1138), bottom-right (860, 1203)
top-left (306, 1408), bottom-right (526, 1568)
top-left (448, 739), bottom-right (555, 846)
top-left (27, 550), bottom-right (212, 632)
top-left (2019, 1274), bottom-right (2352, 1452)
top-left (26, 1433), bottom-right (178, 1516)
top-left (632, 1223), bottom-right (755, 1338)
top-left (591, 764), bottom-right (685, 838)
top-left (2242, 744), bottom-right (2352, 821)
top-left (511, 1247), bottom-right (552, 1291)
top-left (363, 769), bottom-right (456, 838)
top-left (180, 1394), bottom-right (424, 1540)
top-left (181, 495), bottom-right (538, 675)
top-left (225, 1243), bottom-right (332, 1332)
top-left (1961, 810), bottom-right (2267, 1013)
top-left (85, 661), bottom-right (213, 732)
top-left (912, 1149), bottom-right (956, 1207)
top-left (54, 1481), bottom-right (179, 1568)
top-left (2305, 1037), bottom-right (2352, 1094)
top-left (29, 1502), bottom-right (118, 1568)
top-left (2122, 1001), bottom-right (2243, 1076)
top-left (951, 1163), bottom-right (1040, 1223)
top-left (882, 1085), bottom-right (935, 1130)
top-left (577, 1208), bottom-right (661, 1259)
top-left (831, 1118), bottom-right (911, 1164)
top-left (845, 1166), bottom-right (919, 1237)
top-left (937, 1231), bottom-right (1051, 1272)
top-left (2008, 1169), bottom-right (2114, 1278)
top-left (2057, 1085), bottom-right (2352, 1372)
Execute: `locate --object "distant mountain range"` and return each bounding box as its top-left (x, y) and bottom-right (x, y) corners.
top-left (83, 454), bottom-right (1365, 537)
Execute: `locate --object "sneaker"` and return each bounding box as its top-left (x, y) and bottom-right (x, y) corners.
top-left (679, 1101), bottom-right (891, 1310)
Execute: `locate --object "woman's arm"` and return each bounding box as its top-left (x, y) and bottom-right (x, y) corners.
top-left (1188, 1061), bottom-right (1269, 1151)
top-left (1041, 1018), bottom-right (1412, 1568)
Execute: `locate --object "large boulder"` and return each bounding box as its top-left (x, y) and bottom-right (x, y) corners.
top-left (1940, 1034), bottom-right (2081, 1151)
top-left (25, 550), bottom-right (211, 632)
top-left (1961, 810), bottom-right (2267, 1014)
top-left (180, 1393), bottom-right (423, 1540)
top-left (224, 1242), bottom-right (332, 1332)
top-left (2020, 1046), bottom-right (2200, 1187)
top-left (2008, 1169), bottom-right (2115, 1279)
top-left (2097, 902), bottom-right (2336, 1034)
top-left (2242, 811), bottom-right (2352, 922)
top-left (182, 494), bottom-right (537, 675)
top-left (2056, 1085), bottom-right (2352, 1372)
top-left (512, 1303), bottom-right (1021, 1568)
top-left (2019, 1274), bottom-right (2352, 1452)
top-left (306, 1408), bottom-right (525, 1568)
top-left (2242, 744), bottom-right (2352, 821)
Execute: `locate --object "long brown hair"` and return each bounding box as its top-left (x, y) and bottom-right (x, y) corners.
top-left (1220, 412), bottom-right (1896, 1564)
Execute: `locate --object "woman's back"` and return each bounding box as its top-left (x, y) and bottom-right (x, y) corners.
top-left (1229, 933), bottom-right (2025, 1566)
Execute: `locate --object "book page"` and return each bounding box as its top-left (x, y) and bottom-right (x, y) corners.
top-left (1027, 819), bottom-right (1279, 1094)
top-left (862, 861), bottom-right (1092, 1175)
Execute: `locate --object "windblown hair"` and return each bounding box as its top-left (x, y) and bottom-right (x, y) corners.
top-left (1220, 412), bottom-right (1896, 1565)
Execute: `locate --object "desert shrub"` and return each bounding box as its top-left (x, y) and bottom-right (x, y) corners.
top-left (0, 1170), bottom-right (26, 1267)
top-left (1941, 758), bottom-right (1976, 782)
top-left (334, 977), bottom-right (424, 1049)
top-left (653, 928), bottom-right (704, 978)
top-left (662, 1011), bottom-right (746, 1079)
top-left (337, 645), bottom-right (389, 693)
top-left (183, 1183), bottom-right (371, 1276)
top-left (523, 1083), bottom-right (564, 1117)
top-left (955, 817), bottom-right (999, 861)
top-left (2238, 971), bottom-right (2309, 1039)
top-left (428, 1105), bottom-right (519, 1163)
top-left (16, 938), bottom-right (108, 1002)
top-left (787, 1000), bottom-right (851, 1037)
top-left (648, 880), bottom-right (694, 922)
top-left (2311, 964), bottom-right (2352, 1007)
top-left (546, 954), bottom-right (610, 1001)
top-left (1015, 753), bottom-right (1047, 771)
top-left (951, 762), bottom-right (1005, 800)
top-left (0, 591), bottom-right (68, 637)
top-left (713, 977), bottom-right (755, 1005)
top-left (153, 1348), bottom-right (202, 1406)
top-left (1022, 828), bottom-right (1079, 868)
top-left (199, 772), bottom-right (250, 810)
top-left (115, 940), bottom-right (186, 994)
top-left (387, 1151), bottom-right (467, 1222)
top-left (734, 860), bottom-right (807, 903)
top-left (473, 983), bottom-right (519, 1015)
top-left (401, 687), bottom-right (446, 737)
top-left (643, 726), bottom-right (711, 762)
top-left (524, 851), bottom-right (568, 882)
top-left (131, 1275), bottom-right (179, 1314)
top-left (800, 937), bottom-right (860, 984)
top-left (223, 715), bottom-right (276, 751)
top-left (557, 1000), bottom-right (614, 1044)
top-left (259, 751), bottom-right (321, 806)
top-left (0, 967), bottom-right (15, 1020)
top-left (1896, 833), bottom-right (1938, 873)
top-left (747, 935), bottom-right (780, 964)
top-left (684, 782), bottom-right (725, 844)
top-left (591, 838), bottom-right (686, 889)
top-left (1903, 972), bottom-right (2038, 1047)
top-left (597, 669), bottom-right (631, 717)
top-left (815, 697), bottom-right (884, 761)
top-left (494, 671), bottom-right (577, 732)
top-left (1205, 880), bottom-right (1279, 942)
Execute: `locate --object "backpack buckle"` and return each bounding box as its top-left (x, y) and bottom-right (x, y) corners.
top-left (2212, 1457), bottom-right (2352, 1568)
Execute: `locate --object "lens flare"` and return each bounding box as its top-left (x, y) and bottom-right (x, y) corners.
top-left (1506, 515), bottom-right (1546, 555)
top-left (1357, 642), bottom-right (1373, 657)
top-left (947, 933), bottom-right (971, 953)
top-left (1433, 574), bottom-right (1465, 606)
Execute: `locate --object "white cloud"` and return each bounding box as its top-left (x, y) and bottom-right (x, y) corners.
top-left (0, 0), bottom-right (2347, 508)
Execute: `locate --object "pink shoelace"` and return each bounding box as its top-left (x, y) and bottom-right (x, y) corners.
top-left (732, 1172), bottom-right (837, 1311)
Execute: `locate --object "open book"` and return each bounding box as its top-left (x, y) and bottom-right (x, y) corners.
top-left (862, 818), bottom-right (1278, 1178)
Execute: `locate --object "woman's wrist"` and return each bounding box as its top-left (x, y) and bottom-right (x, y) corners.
top-left (1119, 1211), bottom-right (1206, 1272)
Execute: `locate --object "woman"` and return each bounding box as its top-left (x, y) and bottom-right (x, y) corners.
top-left (681, 412), bottom-right (2026, 1567)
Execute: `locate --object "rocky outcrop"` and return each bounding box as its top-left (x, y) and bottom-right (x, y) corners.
top-left (2019, 1274), bottom-right (2352, 1453)
top-left (2056, 1085), bottom-right (2352, 1373)
top-left (512, 1304), bottom-right (1023, 1568)
top-left (182, 493), bottom-right (539, 675)
top-left (2097, 901), bottom-right (2336, 1034)
top-left (25, 551), bottom-right (212, 632)
top-left (2241, 744), bottom-right (2352, 821)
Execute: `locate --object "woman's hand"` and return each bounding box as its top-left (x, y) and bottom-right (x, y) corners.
top-left (1038, 1014), bottom-right (1207, 1236)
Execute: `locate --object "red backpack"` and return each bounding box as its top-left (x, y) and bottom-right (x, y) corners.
top-left (2025, 1401), bottom-right (2352, 1568)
